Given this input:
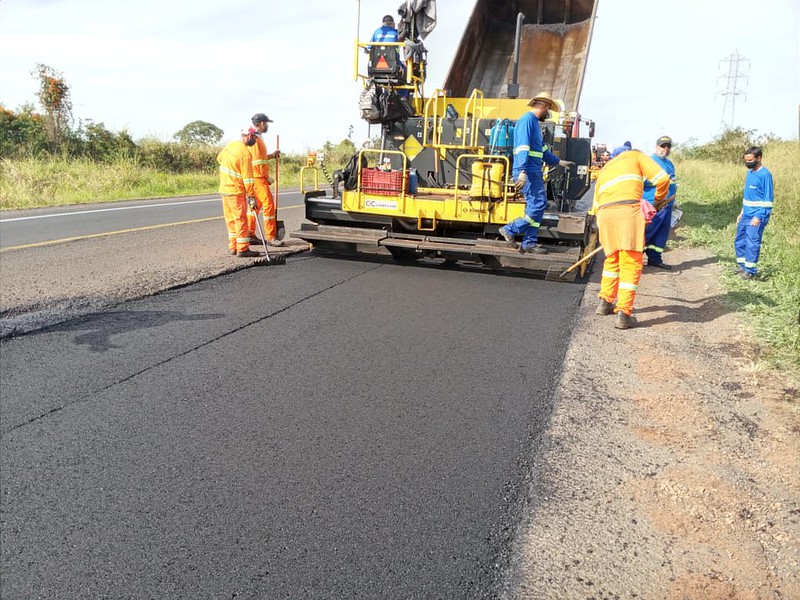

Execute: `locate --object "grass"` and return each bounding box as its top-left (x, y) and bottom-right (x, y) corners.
top-left (0, 157), bottom-right (218, 209)
top-left (674, 140), bottom-right (800, 378)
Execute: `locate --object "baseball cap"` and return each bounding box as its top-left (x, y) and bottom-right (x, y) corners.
top-left (251, 113), bottom-right (274, 125)
top-left (656, 135), bottom-right (673, 146)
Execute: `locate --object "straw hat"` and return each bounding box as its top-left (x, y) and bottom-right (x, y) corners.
top-left (527, 91), bottom-right (559, 112)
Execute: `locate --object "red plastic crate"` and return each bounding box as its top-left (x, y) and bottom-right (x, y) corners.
top-left (361, 168), bottom-right (406, 196)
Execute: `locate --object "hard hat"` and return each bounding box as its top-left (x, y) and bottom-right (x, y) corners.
top-left (527, 91), bottom-right (559, 112)
top-left (251, 113), bottom-right (274, 125)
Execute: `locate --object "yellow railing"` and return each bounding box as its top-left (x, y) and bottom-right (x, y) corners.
top-left (300, 167), bottom-right (320, 195)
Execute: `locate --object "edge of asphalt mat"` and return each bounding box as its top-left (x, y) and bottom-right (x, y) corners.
top-left (500, 245), bottom-right (799, 600)
top-left (0, 244), bottom-right (311, 339)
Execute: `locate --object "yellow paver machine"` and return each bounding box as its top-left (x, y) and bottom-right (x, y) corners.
top-left (293, 0), bottom-right (600, 279)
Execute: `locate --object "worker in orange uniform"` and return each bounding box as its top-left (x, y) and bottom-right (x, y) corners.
top-left (591, 146), bottom-right (670, 329)
top-left (248, 113), bottom-right (283, 247)
top-left (216, 129), bottom-right (262, 258)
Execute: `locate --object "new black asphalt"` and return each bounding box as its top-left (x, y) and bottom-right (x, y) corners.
top-left (1, 255), bottom-right (583, 599)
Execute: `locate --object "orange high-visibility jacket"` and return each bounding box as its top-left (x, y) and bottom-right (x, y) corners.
top-left (592, 150), bottom-right (669, 213)
top-left (248, 136), bottom-right (270, 181)
top-left (217, 140), bottom-right (256, 197)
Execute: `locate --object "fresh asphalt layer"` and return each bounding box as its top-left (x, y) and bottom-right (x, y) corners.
top-left (1, 254), bottom-right (583, 599)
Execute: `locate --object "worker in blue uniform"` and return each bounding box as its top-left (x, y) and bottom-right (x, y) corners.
top-left (735, 146), bottom-right (774, 280)
top-left (642, 135), bottom-right (678, 269)
top-left (371, 14), bottom-right (400, 43)
top-left (499, 91), bottom-right (573, 254)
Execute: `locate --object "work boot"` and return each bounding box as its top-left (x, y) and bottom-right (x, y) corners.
top-left (237, 249), bottom-right (263, 258)
top-left (596, 298), bottom-right (615, 316)
top-left (614, 312), bottom-right (635, 330)
top-left (266, 238), bottom-right (285, 247)
top-left (739, 270), bottom-right (755, 280)
top-left (248, 236), bottom-right (264, 245)
top-left (229, 249), bottom-right (237, 256)
top-left (647, 261), bottom-right (672, 270)
top-left (498, 226), bottom-right (518, 249)
top-left (520, 244), bottom-right (548, 255)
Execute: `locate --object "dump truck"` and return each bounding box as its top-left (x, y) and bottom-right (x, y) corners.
top-left (293, 0), bottom-right (600, 279)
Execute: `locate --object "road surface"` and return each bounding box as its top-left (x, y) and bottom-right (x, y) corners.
top-left (1, 195), bottom-right (585, 598)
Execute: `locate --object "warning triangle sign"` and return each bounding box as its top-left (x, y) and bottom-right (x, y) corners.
top-left (376, 55), bottom-right (390, 70)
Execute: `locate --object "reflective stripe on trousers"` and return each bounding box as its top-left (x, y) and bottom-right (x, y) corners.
top-left (599, 249), bottom-right (643, 316)
top-left (248, 178), bottom-right (277, 239)
top-left (221, 194), bottom-right (250, 252)
top-left (503, 176), bottom-right (546, 248)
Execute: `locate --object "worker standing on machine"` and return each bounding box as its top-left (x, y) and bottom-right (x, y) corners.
top-left (592, 146), bottom-right (670, 329)
top-left (248, 113), bottom-right (283, 247)
top-left (217, 129), bottom-right (261, 258)
top-left (499, 91), bottom-right (573, 254)
top-left (642, 135), bottom-right (678, 269)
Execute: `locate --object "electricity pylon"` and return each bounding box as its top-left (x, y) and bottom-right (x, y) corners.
top-left (717, 50), bottom-right (750, 130)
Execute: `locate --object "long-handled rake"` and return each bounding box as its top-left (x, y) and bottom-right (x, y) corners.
top-left (544, 245), bottom-right (603, 282)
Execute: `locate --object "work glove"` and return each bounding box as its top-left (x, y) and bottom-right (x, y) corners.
top-left (270, 151), bottom-right (281, 160)
top-left (559, 160), bottom-right (575, 169)
top-left (514, 171), bottom-right (528, 192)
top-left (267, 176), bottom-right (275, 185)
top-left (654, 197), bottom-right (669, 211)
top-left (247, 196), bottom-right (257, 209)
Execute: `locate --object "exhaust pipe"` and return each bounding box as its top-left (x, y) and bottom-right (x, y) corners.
top-left (507, 12), bottom-right (525, 98)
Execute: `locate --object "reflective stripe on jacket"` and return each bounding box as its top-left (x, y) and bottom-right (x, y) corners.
top-left (512, 110), bottom-right (560, 177)
top-left (217, 140), bottom-right (256, 197)
top-left (248, 135), bottom-right (270, 181)
top-left (592, 150), bottom-right (669, 213)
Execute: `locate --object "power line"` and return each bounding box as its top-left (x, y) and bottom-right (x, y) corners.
top-left (717, 50), bottom-right (750, 130)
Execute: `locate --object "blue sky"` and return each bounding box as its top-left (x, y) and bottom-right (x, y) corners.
top-left (1, 0), bottom-right (798, 154)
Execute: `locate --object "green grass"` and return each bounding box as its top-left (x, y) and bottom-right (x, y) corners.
top-left (674, 140), bottom-right (800, 378)
top-left (0, 157), bottom-right (218, 209)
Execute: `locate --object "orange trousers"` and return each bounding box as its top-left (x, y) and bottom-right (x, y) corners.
top-left (222, 194), bottom-right (250, 253)
top-left (599, 249), bottom-right (643, 316)
top-left (248, 178), bottom-right (277, 240)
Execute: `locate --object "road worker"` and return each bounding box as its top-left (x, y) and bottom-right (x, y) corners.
top-left (216, 129), bottom-right (261, 258)
top-left (735, 146), bottom-right (774, 280)
top-left (499, 91), bottom-right (574, 254)
top-left (248, 113), bottom-right (283, 247)
top-left (591, 147), bottom-right (670, 329)
top-left (643, 135), bottom-right (678, 270)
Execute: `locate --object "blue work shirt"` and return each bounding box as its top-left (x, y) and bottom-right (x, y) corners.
top-left (371, 25), bottom-right (399, 43)
top-left (643, 154), bottom-right (677, 205)
top-left (512, 111), bottom-right (560, 178)
top-left (742, 166), bottom-right (774, 219)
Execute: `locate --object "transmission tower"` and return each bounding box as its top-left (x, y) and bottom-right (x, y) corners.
top-left (717, 50), bottom-right (750, 130)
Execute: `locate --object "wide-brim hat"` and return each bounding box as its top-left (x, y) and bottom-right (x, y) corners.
top-left (527, 91), bottom-right (559, 112)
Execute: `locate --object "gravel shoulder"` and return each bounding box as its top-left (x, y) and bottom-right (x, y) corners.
top-left (504, 245), bottom-right (799, 599)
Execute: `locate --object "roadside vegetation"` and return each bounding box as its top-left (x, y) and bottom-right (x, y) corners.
top-left (673, 129), bottom-right (800, 378)
top-left (0, 64), bottom-right (355, 209)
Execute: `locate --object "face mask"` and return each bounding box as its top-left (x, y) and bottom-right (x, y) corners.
top-left (744, 160), bottom-right (757, 169)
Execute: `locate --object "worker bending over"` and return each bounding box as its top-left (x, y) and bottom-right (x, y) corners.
top-left (216, 129), bottom-right (261, 258)
top-left (248, 113), bottom-right (283, 247)
top-left (592, 146), bottom-right (670, 329)
top-left (499, 91), bottom-right (573, 254)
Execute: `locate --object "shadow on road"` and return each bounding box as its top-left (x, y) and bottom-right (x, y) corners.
top-left (59, 310), bottom-right (224, 352)
top-left (634, 290), bottom-right (775, 328)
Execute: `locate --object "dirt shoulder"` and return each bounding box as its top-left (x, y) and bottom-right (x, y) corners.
top-left (504, 245), bottom-right (799, 599)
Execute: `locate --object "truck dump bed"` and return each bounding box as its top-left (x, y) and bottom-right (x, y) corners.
top-left (443, 0), bottom-right (597, 110)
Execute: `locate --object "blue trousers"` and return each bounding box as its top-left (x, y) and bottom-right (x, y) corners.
top-left (505, 176), bottom-right (546, 249)
top-left (734, 215), bottom-right (768, 275)
top-left (644, 204), bottom-right (673, 265)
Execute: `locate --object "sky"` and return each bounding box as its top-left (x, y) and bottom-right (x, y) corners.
top-left (1, 0), bottom-right (798, 154)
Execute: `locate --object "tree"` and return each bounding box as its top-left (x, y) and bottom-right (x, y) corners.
top-left (31, 63), bottom-right (73, 149)
top-left (173, 120), bottom-right (224, 146)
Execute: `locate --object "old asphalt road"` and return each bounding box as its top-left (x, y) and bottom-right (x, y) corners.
top-left (1, 240), bottom-right (585, 597)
